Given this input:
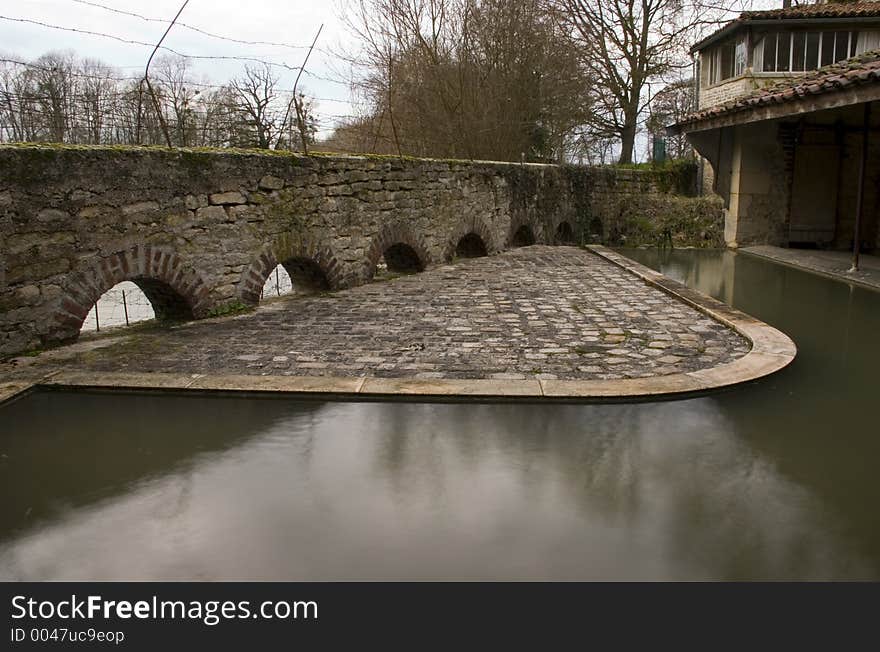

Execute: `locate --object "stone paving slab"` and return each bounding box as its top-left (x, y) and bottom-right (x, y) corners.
top-left (0, 246), bottom-right (796, 402)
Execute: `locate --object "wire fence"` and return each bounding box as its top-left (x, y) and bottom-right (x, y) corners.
top-left (80, 281), bottom-right (155, 332)
top-left (260, 265), bottom-right (294, 300)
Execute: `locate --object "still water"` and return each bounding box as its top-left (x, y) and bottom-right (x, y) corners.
top-left (1, 249), bottom-right (878, 580)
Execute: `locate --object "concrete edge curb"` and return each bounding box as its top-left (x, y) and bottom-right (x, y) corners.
top-left (0, 249), bottom-right (796, 405)
top-left (739, 247), bottom-right (880, 293)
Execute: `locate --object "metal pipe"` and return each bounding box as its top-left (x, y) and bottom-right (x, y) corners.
top-left (94, 303), bottom-right (100, 332)
top-left (850, 102), bottom-right (871, 273)
top-left (122, 289), bottom-right (130, 326)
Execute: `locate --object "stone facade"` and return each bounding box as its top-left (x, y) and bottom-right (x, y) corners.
top-left (0, 145), bottom-right (704, 357)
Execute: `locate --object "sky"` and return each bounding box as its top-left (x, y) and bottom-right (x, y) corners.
top-left (0, 0), bottom-right (361, 137)
top-left (0, 0), bottom-right (783, 154)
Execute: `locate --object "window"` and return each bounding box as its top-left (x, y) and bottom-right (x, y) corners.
top-left (755, 30), bottom-right (864, 73)
top-left (706, 35), bottom-right (746, 85)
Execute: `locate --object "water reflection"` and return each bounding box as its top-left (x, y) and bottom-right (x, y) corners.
top-left (1, 250), bottom-right (878, 579)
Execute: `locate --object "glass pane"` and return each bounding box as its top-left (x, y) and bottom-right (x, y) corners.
top-left (850, 32), bottom-right (858, 57)
top-left (763, 33), bottom-right (777, 72)
top-left (778, 32), bottom-right (791, 71)
top-left (735, 37), bottom-right (747, 75)
top-left (806, 32), bottom-right (820, 70)
top-left (821, 31), bottom-right (835, 67)
top-left (721, 41), bottom-right (734, 80)
top-left (835, 31), bottom-right (849, 62)
top-left (792, 32), bottom-right (806, 71)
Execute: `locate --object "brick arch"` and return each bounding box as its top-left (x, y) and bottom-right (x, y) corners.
top-left (363, 221), bottom-right (433, 279)
top-left (443, 215), bottom-right (499, 261)
top-left (509, 220), bottom-right (539, 247)
top-left (238, 234), bottom-right (343, 305)
top-left (49, 245), bottom-right (211, 342)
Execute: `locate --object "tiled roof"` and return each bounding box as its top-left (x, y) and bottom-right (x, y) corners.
top-left (692, 2), bottom-right (880, 53)
top-left (739, 2), bottom-right (880, 21)
top-left (674, 49), bottom-right (880, 130)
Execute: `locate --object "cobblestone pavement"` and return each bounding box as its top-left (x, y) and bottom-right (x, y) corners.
top-left (41, 245), bottom-right (751, 382)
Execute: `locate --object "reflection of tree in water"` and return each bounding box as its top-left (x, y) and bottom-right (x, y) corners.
top-left (367, 399), bottom-right (871, 579)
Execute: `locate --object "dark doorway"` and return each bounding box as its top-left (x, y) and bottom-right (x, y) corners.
top-left (455, 233), bottom-right (488, 258)
top-left (511, 225), bottom-right (536, 247)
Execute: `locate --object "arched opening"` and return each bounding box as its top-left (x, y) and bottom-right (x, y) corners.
top-left (79, 279), bottom-right (191, 333)
top-left (555, 221), bottom-right (576, 244)
top-left (382, 243), bottom-right (425, 274)
top-left (261, 264), bottom-right (294, 299)
top-left (259, 258), bottom-right (330, 300)
top-left (455, 232), bottom-right (488, 258)
top-left (284, 257), bottom-right (331, 292)
top-left (511, 224), bottom-right (536, 247)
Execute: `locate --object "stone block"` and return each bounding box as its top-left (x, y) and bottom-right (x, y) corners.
top-left (195, 206), bottom-right (228, 223)
top-left (259, 175), bottom-right (285, 190)
top-left (37, 208), bottom-right (70, 224)
top-left (122, 201), bottom-right (159, 215)
top-left (209, 191), bottom-right (246, 205)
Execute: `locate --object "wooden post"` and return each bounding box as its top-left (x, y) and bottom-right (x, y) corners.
top-left (122, 289), bottom-right (130, 326)
top-left (850, 102), bottom-right (871, 273)
top-left (94, 303), bottom-right (100, 332)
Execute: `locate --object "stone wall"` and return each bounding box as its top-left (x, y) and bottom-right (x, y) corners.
top-left (0, 145), bottom-right (706, 357)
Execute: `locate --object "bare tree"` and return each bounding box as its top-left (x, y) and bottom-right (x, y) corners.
top-left (338, 0), bottom-right (590, 161)
top-left (153, 56), bottom-right (200, 146)
top-left (646, 78), bottom-right (694, 160)
top-left (229, 64), bottom-right (284, 149)
top-left (550, 0), bottom-right (739, 164)
top-left (0, 50), bottom-right (312, 151)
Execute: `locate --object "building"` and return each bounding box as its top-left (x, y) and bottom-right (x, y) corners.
top-left (671, 1), bottom-right (880, 257)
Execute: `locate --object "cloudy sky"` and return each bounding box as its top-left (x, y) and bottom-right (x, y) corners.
top-left (0, 0), bottom-right (361, 136)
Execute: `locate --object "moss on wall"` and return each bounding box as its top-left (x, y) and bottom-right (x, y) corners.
top-left (603, 194), bottom-right (725, 248)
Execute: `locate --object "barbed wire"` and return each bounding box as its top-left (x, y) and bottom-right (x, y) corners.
top-left (0, 14), bottom-right (348, 86)
top-left (69, 0), bottom-right (318, 52)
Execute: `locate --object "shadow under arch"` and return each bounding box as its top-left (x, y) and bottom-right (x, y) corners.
top-left (555, 220), bottom-right (576, 244)
top-left (49, 245), bottom-right (211, 343)
top-left (238, 235), bottom-right (344, 305)
top-left (510, 223), bottom-right (537, 247)
top-left (364, 222), bottom-right (432, 279)
top-left (444, 216), bottom-right (497, 261)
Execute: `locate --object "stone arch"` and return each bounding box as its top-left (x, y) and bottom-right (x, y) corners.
top-left (238, 234), bottom-right (343, 305)
top-left (510, 223), bottom-right (537, 247)
top-left (444, 215), bottom-right (498, 261)
top-left (364, 221), bottom-right (432, 279)
top-left (49, 245), bottom-right (211, 342)
top-left (555, 220), bottom-right (576, 244)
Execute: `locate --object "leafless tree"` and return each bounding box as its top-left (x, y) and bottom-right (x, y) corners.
top-left (337, 0), bottom-right (590, 162)
top-left (646, 78), bottom-right (694, 160)
top-left (550, 0), bottom-right (744, 164)
top-left (229, 64), bottom-right (284, 149)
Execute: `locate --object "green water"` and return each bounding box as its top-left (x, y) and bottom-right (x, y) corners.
top-left (1, 249), bottom-right (878, 580)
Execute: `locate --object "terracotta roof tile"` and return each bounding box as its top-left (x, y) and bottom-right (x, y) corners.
top-left (675, 49), bottom-right (880, 129)
top-left (739, 2), bottom-right (880, 21)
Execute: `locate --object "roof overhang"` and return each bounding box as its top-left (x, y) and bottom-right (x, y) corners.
top-left (668, 83), bottom-right (880, 135)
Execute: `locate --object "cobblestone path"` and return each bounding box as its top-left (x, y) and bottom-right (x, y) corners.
top-left (70, 246), bottom-right (750, 381)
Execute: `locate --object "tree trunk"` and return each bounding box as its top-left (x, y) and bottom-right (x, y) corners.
top-left (618, 113), bottom-right (637, 164)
